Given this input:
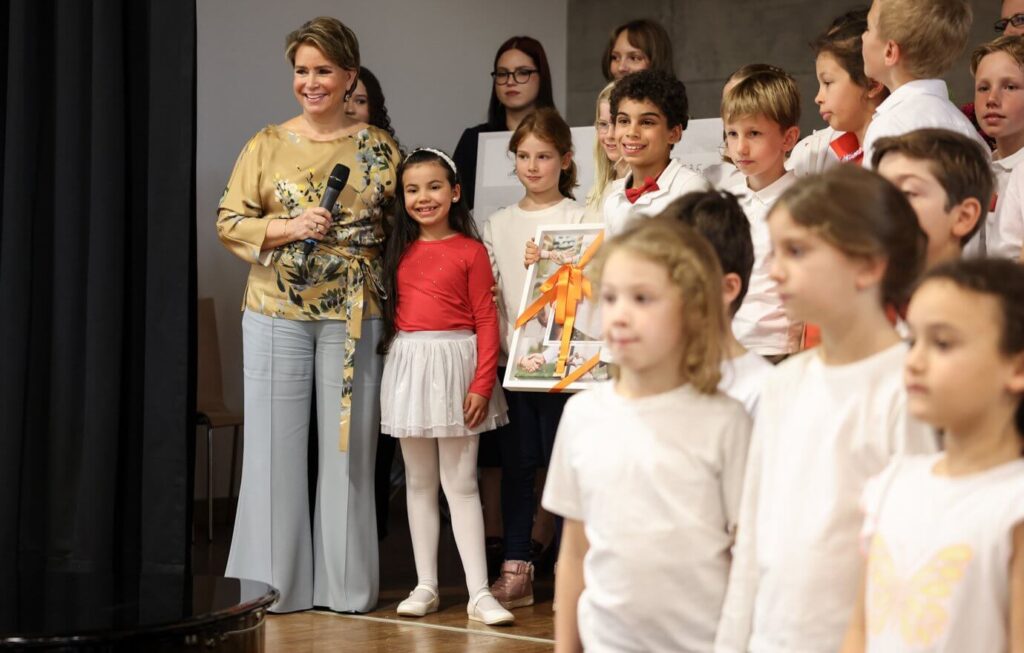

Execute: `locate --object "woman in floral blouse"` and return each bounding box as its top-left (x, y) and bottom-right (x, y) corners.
top-left (216, 16), bottom-right (399, 613)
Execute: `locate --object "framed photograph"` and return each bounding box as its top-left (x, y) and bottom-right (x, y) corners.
top-left (503, 224), bottom-right (610, 393)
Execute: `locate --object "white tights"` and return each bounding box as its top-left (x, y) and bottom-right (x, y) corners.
top-left (400, 436), bottom-right (488, 600)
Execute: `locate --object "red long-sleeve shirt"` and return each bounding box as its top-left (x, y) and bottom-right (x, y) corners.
top-left (394, 234), bottom-right (499, 399)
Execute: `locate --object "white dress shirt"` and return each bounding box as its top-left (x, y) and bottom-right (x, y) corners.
top-left (862, 79), bottom-right (990, 169)
top-left (603, 158), bottom-right (711, 236)
top-left (727, 172), bottom-right (802, 356)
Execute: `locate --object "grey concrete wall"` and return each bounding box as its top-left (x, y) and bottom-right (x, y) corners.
top-left (567, 0), bottom-right (999, 136)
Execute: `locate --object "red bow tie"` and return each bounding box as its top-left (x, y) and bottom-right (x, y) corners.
top-left (625, 177), bottom-right (660, 203)
top-left (830, 131), bottom-right (863, 164)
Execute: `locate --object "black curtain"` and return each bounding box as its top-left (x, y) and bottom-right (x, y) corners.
top-left (0, 0), bottom-right (196, 633)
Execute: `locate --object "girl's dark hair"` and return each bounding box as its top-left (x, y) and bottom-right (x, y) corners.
top-left (601, 19), bottom-right (675, 81)
top-left (380, 149), bottom-right (481, 353)
top-left (508, 107), bottom-right (578, 200)
top-left (660, 191), bottom-right (754, 317)
top-left (919, 258), bottom-right (1024, 442)
top-left (772, 165), bottom-right (927, 307)
top-left (487, 36), bottom-right (555, 128)
top-left (811, 8), bottom-right (888, 104)
top-left (357, 67), bottom-right (401, 150)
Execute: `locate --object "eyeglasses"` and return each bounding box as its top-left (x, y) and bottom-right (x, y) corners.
top-left (994, 13), bottom-right (1024, 31)
top-left (491, 68), bottom-right (538, 85)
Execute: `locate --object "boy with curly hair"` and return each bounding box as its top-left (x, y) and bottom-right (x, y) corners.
top-left (602, 70), bottom-right (710, 235)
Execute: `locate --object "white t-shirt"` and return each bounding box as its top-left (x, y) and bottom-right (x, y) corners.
top-left (603, 158), bottom-right (711, 236)
top-left (964, 146), bottom-right (1021, 258)
top-left (786, 127), bottom-right (839, 177)
top-left (727, 172), bottom-right (803, 355)
top-left (991, 148), bottom-right (1024, 260)
top-left (862, 79), bottom-right (990, 169)
top-left (542, 381), bottom-right (752, 653)
top-left (861, 454), bottom-right (1024, 653)
top-left (482, 198), bottom-right (586, 363)
top-left (715, 343), bottom-right (939, 653)
top-left (719, 350), bottom-right (774, 416)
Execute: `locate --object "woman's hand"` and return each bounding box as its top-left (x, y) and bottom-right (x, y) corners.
top-left (463, 392), bottom-right (488, 428)
top-left (524, 239), bottom-right (540, 268)
top-left (261, 206), bottom-right (333, 251)
top-left (287, 207), bottom-right (333, 242)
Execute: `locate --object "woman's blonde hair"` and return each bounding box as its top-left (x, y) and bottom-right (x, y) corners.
top-left (285, 17), bottom-right (360, 94)
top-left (586, 82), bottom-right (618, 210)
top-left (592, 216), bottom-right (725, 393)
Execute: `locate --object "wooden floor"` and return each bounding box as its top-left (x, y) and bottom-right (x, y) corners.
top-left (195, 486), bottom-right (556, 651)
top-left (264, 597), bottom-right (554, 652)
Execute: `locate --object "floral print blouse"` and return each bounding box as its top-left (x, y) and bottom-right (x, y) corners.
top-left (217, 124), bottom-right (400, 322)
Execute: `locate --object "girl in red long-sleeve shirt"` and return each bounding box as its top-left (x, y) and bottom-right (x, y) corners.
top-left (380, 147), bottom-right (513, 626)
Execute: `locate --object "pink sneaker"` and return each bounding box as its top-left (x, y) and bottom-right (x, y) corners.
top-left (489, 560), bottom-right (534, 609)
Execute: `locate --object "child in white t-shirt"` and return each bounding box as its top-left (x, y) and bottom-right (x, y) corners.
top-left (542, 217), bottom-right (752, 652)
top-left (841, 258), bottom-right (1024, 652)
top-left (715, 166), bottom-right (938, 653)
top-left (602, 70), bottom-right (710, 236)
top-left (861, 0), bottom-right (989, 167)
top-left (662, 190), bottom-right (773, 415)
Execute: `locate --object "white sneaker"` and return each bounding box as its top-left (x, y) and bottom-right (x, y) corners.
top-left (467, 590), bottom-right (515, 626)
top-left (396, 584), bottom-right (439, 617)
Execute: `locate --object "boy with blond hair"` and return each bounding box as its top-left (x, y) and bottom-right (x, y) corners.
top-left (721, 68), bottom-right (803, 358)
top-left (972, 36), bottom-right (1024, 257)
top-left (873, 129), bottom-right (994, 269)
top-left (861, 0), bottom-right (989, 166)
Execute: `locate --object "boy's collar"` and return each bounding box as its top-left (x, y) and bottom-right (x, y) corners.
top-left (875, 79), bottom-right (949, 115)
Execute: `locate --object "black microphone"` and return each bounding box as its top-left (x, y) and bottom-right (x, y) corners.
top-left (304, 163), bottom-right (350, 256)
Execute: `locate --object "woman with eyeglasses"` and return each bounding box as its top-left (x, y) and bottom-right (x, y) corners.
top-left (997, 0), bottom-right (1024, 35)
top-left (452, 36), bottom-right (556, 211)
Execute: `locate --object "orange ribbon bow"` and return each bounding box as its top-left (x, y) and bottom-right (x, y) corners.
top-left (515, 232), bottom-right (605, 385)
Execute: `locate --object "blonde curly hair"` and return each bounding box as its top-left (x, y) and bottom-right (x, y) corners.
top-left (592, 217), bottom-right (725, 393)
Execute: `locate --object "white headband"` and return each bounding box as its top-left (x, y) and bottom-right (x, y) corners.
top-left (408, 147), bottom-right (458, 177)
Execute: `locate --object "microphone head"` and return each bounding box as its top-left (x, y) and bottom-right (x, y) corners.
top-left (327, 163), bottom-right (350, 190)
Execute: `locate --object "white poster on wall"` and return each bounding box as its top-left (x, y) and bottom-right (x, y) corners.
top-left (472, 118), bottom-right (725, 227)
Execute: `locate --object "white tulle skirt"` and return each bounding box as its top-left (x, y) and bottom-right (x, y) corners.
top-left (380, 330), bottom-right (509, 438)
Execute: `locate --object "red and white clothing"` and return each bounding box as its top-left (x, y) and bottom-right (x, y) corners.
top-left (860, 454), bottom-right (1024, 652)
top-left (394, 234), bottom-right (499, 399)
top-left (603, 158), bottom-right (711, 236)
